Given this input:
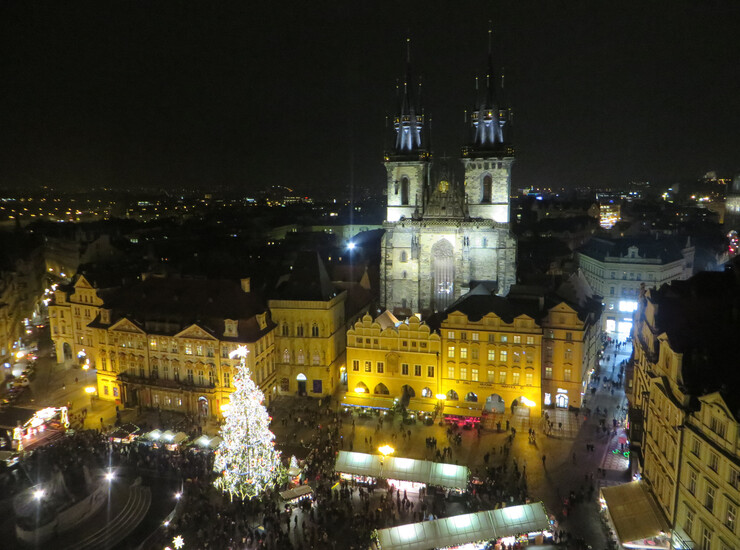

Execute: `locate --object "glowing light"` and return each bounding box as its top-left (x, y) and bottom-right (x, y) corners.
top-left (173, 535), bottom-right (185, 549)
top-left (85, 386), bottom-right (96, 394)
top-left (520, 397), bottom-right (536, 407)
top-left (33, 489), bottom-right (45, 500)
top-left (174, 492), bottom-right (182, 499)
top-left (378, 445), bottom-right (395, 456)
top-left (347, 241), bottom-right (356, 250)
top-left (105, 471), bottom-right (114, 481)
top-left (228, 345), bottom-right (249, 360)
top-left (219, 404), bottom-right (231, 413)
top-left (16, 351), bottom-right (25, 359)
top-left (435, 394), bottom-right (447, 400)
top-left (354, 387), bottom-right (366, 393)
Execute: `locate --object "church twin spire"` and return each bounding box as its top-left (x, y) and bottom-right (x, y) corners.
top-left (390, 38), bottom-right (427, 157)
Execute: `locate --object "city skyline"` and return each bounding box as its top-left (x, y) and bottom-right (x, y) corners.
top-left (2, 1), bottom-right (739, 194)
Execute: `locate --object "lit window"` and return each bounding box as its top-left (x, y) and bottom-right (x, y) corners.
top-left (471, 368), bottom-right (479, 382)
top-left (499, 371), bottom-right (507, 384)
top-left (447, 331), bottom-right (455, 339)
top-left (525, 372), bottom-right (533, 385)
top-left (512, 371), bottom-right (520, 385)
top-left (564, 368), bottom-right (572, 381)
top-left (448, 366), bottom-right (455, 379)
top-left (513, 335), bottom-right (521, 344)
top-left (471, 333), bottom-right (479, 341)
top-left (185, 343), bottom-right (193, 355)
top-left (500, 351), bottom-right (507, 362)
top-left (500, 335), bottom-right (508, 343)
top-left (460, 367), bottom-right (467, 380)
top-left (364, 361), bottom-right (371, 372)
top-left (487, 349), bottom-right (495, 361)
top-left (487, 369), bottom-right (495, 382)
top-left (460, 347), bottom-right (468, 359)
top-left (448, 346), bottom-right (455, 358)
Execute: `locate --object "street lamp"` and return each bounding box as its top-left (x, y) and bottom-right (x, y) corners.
top-left (378, 444), bottom-right (394, 457)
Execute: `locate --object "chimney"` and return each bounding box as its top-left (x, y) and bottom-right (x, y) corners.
top-left (241, 277), bottom-right (251, 293)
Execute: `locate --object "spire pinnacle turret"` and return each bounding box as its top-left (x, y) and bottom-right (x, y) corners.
top-left (387, 37), bottom-right (428, 159)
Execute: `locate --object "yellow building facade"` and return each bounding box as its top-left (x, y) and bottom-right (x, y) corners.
top-left (270, 291), bottom-right (347, 398)
top-left (345, 313), bottom-right (441, 412)
top-left (439, 309), bottom-right (542, 422)
top-left (49, 276), bottom-right (277, 419)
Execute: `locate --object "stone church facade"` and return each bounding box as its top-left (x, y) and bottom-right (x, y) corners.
top-left (381, 36), bottom-right (517, 315)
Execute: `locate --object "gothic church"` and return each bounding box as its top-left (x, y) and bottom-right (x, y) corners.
top-left (381, 36), bottom-right (518, 315)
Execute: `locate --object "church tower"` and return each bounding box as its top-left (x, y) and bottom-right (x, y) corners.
top-left (462, 29), bottom-right (514, 223)
top-left (384, 39), bottom-right (431, 223)
top-left (380, 34), bottom-right (517, 316)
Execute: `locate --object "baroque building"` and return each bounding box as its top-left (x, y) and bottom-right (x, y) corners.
top-left (346, 272), bottom-right (601, 420)
top-left (50, 275), bottom-right (277, 419)
top-left (631, 269), bottom-right (740, 550)
top-left (577, 236), bottom-right (694, 335)
top-left (380, 36), bottom-right (517, 316)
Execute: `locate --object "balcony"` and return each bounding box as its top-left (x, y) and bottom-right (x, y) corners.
top-left (117, 372), bottom-right (217, 392)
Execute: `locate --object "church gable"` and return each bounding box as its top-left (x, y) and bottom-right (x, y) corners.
top-left (74, 275), bottom-right (94, 289)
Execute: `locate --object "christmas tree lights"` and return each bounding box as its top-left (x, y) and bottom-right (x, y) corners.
top-left (213, 346), bottom-right (282, 500)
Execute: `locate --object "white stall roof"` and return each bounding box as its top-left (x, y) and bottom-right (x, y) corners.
top-left (279, 484), bottom-right (313, 501)
top-left (334, 451), bottom-right (383, 478)
top-left (144, 429), bottom-right (163, 441)
top-left (334, 452), bottom-right (469, 490)
top-left (375, 503), bottom-right (550, 550)
top-left (383, 457), bottom-right (432, 485)
top-left (428, 462), bottom-right (469, 491)
top-left (194, 435), bottom-right (223, 449)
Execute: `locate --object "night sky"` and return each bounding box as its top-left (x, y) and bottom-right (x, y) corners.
top-left (2, 1), bottom-right (739, 196)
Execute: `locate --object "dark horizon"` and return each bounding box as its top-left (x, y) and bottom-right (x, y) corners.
top-left (2, 1), bottom-right (739, 196)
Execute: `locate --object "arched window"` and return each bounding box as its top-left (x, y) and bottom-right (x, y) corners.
top-left (297, 349), bottom-right (305, 364)
top-left (446, 389), bottom-right (459, 401)
top-left (465, 392), bottom-right (478, 402)
top-left (355, 381), bottom-right (368, 393)
top-left (296, 325), bottom-right (304, 337)
top-left (432, 239), bottom-right (455, 310)
top-left (312, 352), bottom-right (320, 365)
top-left (374, 383), bottom-right (390, 395)
top-left (282, 324), bottom-right (289, 336)
top-left (400, 251), bottom-right (408, 262)
top-left (401, 177), bottom-right (410, 205)
top-left (421, 387), bottom-right (432, 398)
top-left (311, 324), bottom-right (319, 337)
top-left (283, 349), bottom-right (291, 363)
top-left (481, 174), bottom-right (492, 203)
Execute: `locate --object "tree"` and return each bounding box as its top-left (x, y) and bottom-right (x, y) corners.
top-left (213, 346), bottom-right (282, 500)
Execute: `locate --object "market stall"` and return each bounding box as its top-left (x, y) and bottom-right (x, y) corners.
top-left (108, 423), bottom-right (141, 444)
top-left (0, 406), bottom-right (69, 451)
top-left (279, 484), bottom-right (313, 505)
top-left (192, 435), bottom-right (223, 450)
top-left (371, 502), bottom-right (552, 550)
top-left (161, 430), bottom-right (189, 451)
top-left (334, 451), bottom-right (470, 492)
top-left (599, 481), bottom-right (671, 549)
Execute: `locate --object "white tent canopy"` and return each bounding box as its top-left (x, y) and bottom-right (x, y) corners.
top-left (334, 451), bottom-right (470, 490)
top-left (375, 503), bottom-right (551, 550)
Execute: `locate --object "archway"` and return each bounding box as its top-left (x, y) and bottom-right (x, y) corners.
top-left (374, 383), bottom-right (390, 395)
top-left (465, 392), bottom-right (478, 403)
top-left (484, 394), bottom-right (506, 413)
top-left (421, 387), bottom-right (433, 398)
top-left (62, 342), bottom-right (73, 361)
top-left (513, 396), bottom-right (532, 419)
top-left (432, 239), bottom-right (455, 310)
top-left (198, 396), bottom-right (209, 418)
top-left (354, 381), bottom-right (368, 394)
top-left (446, 389), bottom-right (459, 401)
top-left (400, 385), bottom-right (415, 407)
top-left (556, 393), bottom-right (569, 408)
top-left (296, 373), bottom-right (307, 395)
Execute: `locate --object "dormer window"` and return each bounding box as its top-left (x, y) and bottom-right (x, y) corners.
top-left (224, 319), bottom-right (238, 338)
top-left (257, 313), bottom-right (267, 330)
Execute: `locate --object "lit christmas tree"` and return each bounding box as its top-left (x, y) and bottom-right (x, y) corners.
top-left (213, 346), bottom-right (282, 500)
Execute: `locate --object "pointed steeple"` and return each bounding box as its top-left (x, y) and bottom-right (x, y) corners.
top-left (464, 26), bottom-right (513, 157)
top-left (387, 38), bottom-right (429, 159)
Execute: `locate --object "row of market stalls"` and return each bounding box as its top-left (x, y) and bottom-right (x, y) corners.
top-left (0, 406), bottom-right (69, 452)
top-left (371, 502), bottom-right (552, 550)
top-left (107, 424), bottom-right (223, 452)
top-left (334, 451), bottom-right (469, 492)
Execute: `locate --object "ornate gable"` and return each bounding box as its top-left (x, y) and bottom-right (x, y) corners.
top-left (174, 324), bottom-right (216, 341)
top-left (109, 317), bottom-right (145, 334)
top-left (75, 275), bottom-right (94, 289)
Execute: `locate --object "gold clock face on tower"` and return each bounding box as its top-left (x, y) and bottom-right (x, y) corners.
top-left (438, 180), bottom-right (449, 193)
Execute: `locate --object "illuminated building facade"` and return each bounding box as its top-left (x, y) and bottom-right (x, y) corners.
top-left (380, 36), bottom-right (517, 316)
top-left (631, 270), bottom-right (740, 550)
top-left (270, 252), bottom-right (366, 398)
top-left (347, 273), bottom-right (601, 416)
top-left (577, 237), bottom-right (694, 336)
top-left (50, 276), bottom-right (277, 418)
